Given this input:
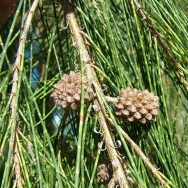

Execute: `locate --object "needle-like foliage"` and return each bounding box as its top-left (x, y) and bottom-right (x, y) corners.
top-left (0, 0), bottom-right (188, 187)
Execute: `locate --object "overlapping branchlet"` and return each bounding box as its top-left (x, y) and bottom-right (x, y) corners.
top-left (115, 88), bottom-right (159, 124)
top-left (51, 71), bottom-right (93, 110)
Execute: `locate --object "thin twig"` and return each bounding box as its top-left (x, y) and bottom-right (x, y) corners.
top-left (10, 0), bottom-right (40, 187)
top-left (132, 0), bottom-right (188, 92)
top-left (94, 85), bottom-right (171, 187)
top-left (119, 126), bottom-right (171, 187)
top-left (62, 1), bottom-right (129, 187)
top-left (13, 129), bottom-right (22, 188)
top-left (104, 96), bottom-right (118, 104)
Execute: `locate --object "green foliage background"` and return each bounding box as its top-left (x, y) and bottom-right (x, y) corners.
top-left (0, 0), bottom-right (188, 187)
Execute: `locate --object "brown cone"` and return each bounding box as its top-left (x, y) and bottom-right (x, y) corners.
top-left (97, 163), bottom-right (113, 185)
top-left (51, 71), bottom-right (93, 110)
top-left (115, 88), bottom-right (159, 124)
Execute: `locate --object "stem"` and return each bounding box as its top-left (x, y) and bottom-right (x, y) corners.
top-left (9, 0), bottom-right (40, 187)
top-left (13, 129), bottom-right (22, 188)
top-left (104, 96), bottom-right (118, 104)
top-left (81, 105), bottom-right (92, 188)
top-left (98, 92), bottom-right (171, 187)
top-left (132, 0), bottom-right (188, 92)
top-left (62, 1), bottom-right (129, 187)
top-left (119, 126), bottom-right (170, 187)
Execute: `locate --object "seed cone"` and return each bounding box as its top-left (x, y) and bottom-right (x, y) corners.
top-left (115, 88), bottom-right (159, 124)
top-left (51, 71), bottom-right (93, 110)
top-left (97, 163), bottom-right (113, 185)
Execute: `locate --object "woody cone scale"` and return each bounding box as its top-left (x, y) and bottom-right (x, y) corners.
top-left (51, 71), bottom-right (93, 110)
top-left (115, 88), bottom-right (159, 124)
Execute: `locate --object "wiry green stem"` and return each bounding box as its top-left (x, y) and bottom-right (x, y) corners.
top-left (132, 0), bottom-right (188, 92)
top-left (96, 88), bottom-right (171, 188)
top-left (63, 2), bottom-right (87, 187)
top-left (62, 1), bottom-right (129, 187)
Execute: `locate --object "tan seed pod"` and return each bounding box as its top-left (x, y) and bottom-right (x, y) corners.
top-left (97, 163), bottom-right (113, 185)
top-left (115, 87), bottom-right (159, 124)
top-left (51, 71), bottom-right (93, 110)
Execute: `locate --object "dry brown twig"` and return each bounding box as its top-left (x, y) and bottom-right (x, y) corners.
top-left (95, 86), bottom-right (171, 187)
top-left (132, 0), bottom-right (188, 92)
top-left (61, 0), bottom-right (130, 187)
top-left (61, 1), bottom-right (173, 187)
top-left (9, 0), bottom-right (40, 187)
top-left (118, 127), bottom-right (171, 187)
top-left (13, 129), bottom-right (22, 188)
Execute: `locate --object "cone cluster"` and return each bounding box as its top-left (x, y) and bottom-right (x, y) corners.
top-left (115, 88), bottom-right (159, 124)
top-left (51, 71), bottom-right (159, 124)
top-left (51, 71), bottom-right (93, 110)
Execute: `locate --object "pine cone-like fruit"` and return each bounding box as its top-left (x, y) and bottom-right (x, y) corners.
top-left (51, 71), bottom-right (93, 110)
top-left (97, 163), bottom-right (113, 185)
top-left (115, 88), bottom-right (159, 124)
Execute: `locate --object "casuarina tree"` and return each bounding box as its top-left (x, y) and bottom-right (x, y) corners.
top-left (0, 0), bottom-right (188, 187)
